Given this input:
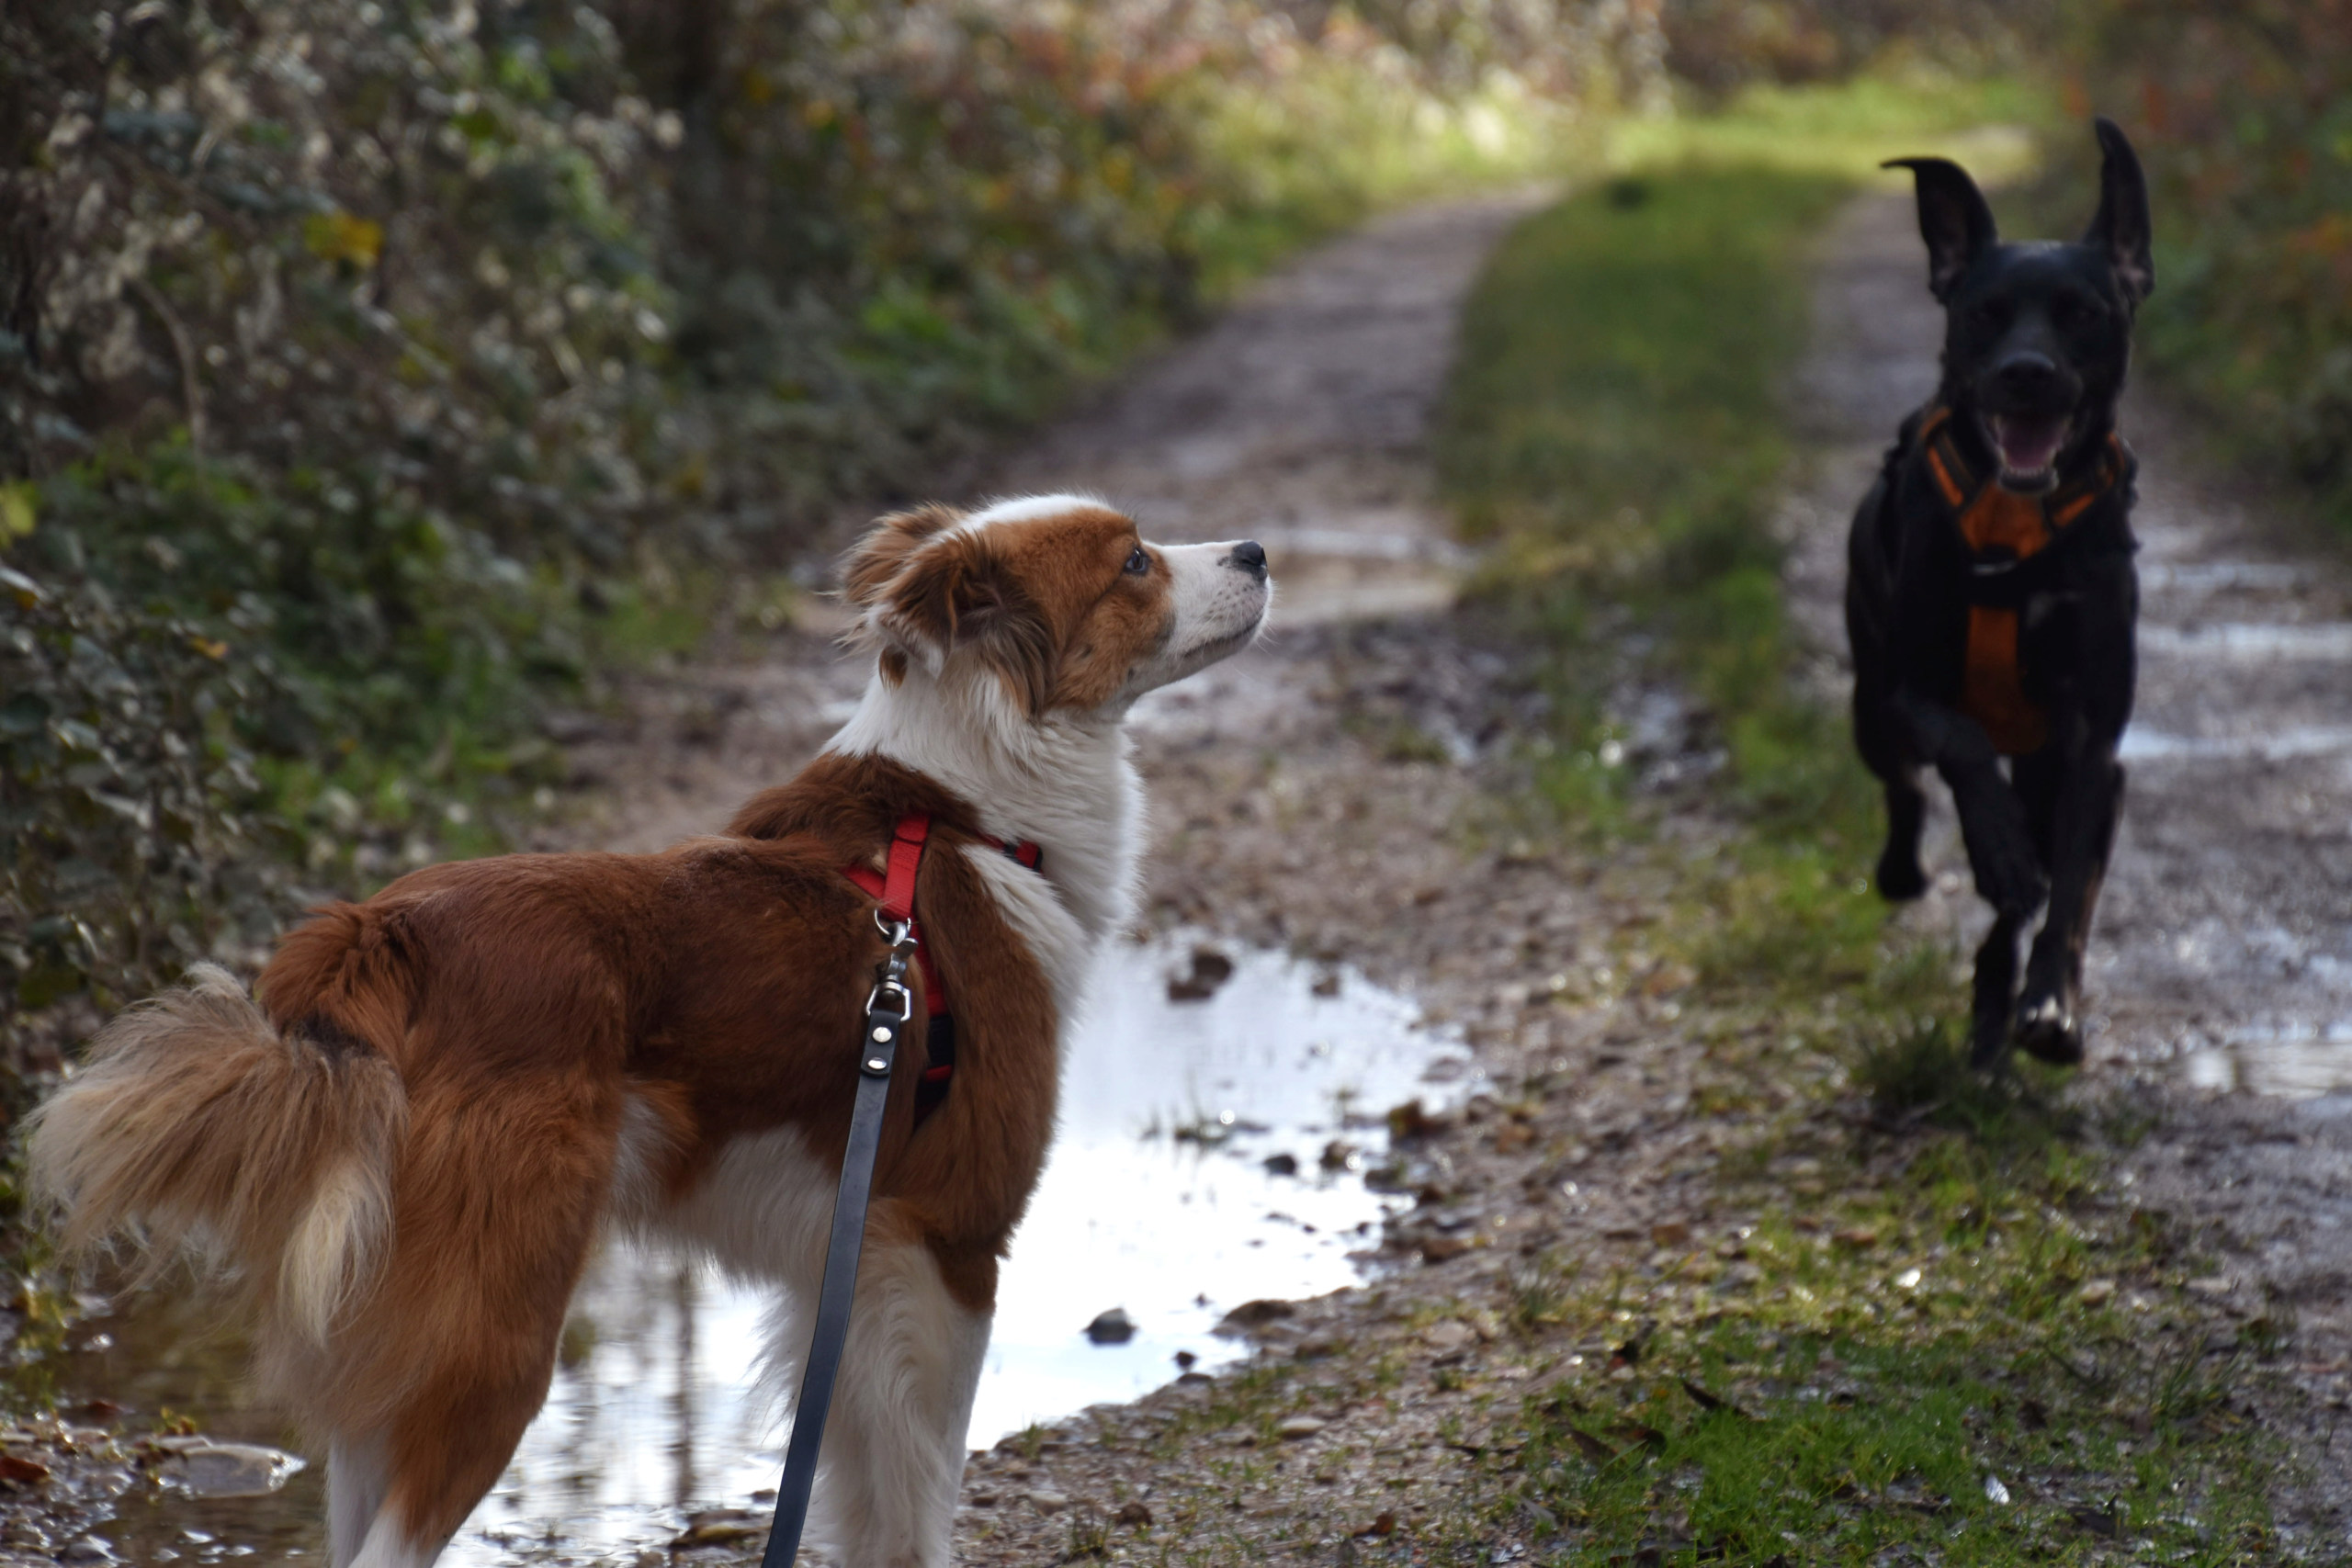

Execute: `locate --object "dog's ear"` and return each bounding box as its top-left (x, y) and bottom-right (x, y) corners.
top-left (840, 503), bottom-right (966, 608)
top-left (866, 531), bottom-right (1055, 712)
top-left (1883, 156), bottom-right (1997, 303)
top-left (2084, 116), bottom-right (2154, 305)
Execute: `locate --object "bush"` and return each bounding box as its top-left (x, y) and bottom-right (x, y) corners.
top-left (0, 0), bottom-right (1667, 1080)
top-left (2060, 1), bottom-right (2352, 519)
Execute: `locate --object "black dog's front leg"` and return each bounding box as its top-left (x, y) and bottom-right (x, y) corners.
top-left (1890, 690), bottom-right (2049, 919)
top-left (1969, 911), bottom-right (2027, 1068)
top-left (2013, 748), bottom-right (2125, 1065)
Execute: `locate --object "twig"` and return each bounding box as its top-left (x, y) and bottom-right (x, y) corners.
top-left (129, 274), bottom-right (205, 456)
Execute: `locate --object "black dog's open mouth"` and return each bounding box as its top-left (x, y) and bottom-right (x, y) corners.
top-left (1985, 412), bottom-right (2071, 493)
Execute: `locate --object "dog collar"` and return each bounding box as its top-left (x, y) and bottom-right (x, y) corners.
top-left (841, 812), bottom-right (1043, 1125)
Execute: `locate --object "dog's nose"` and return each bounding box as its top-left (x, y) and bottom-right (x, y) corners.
top-left (1227, 540), bottom-right (1268, 581)
top-left (1996, 353), bottom-right (2062, 399)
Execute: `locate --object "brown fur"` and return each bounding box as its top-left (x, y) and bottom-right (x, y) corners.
top-left (24, 501), bottom-right (1190, 1555)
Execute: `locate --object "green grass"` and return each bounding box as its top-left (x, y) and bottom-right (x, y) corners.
top-left (1428, 76), bottom-right (2288, 1561)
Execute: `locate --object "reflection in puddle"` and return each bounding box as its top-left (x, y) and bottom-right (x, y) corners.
top-left (2138, 561), bottom-right (2308, 594)
top-left (2120, 724), bottom-right (2352, 763)
top-left (2139, 622), bottom-right (2352, 660)
top-left (61, 936), bottom-right (1461, 1563)
top-left (2179, 1021), bottom-right (2352, 1099)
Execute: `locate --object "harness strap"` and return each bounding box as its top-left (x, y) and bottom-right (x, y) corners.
top-left (1913, 404), bottom-right (2133, 755)
top-left (839, 813), bottom-right (1042, 1125)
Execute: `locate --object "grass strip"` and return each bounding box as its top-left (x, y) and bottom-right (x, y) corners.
top-left (1423, 78), bottom-right (2286, 1563)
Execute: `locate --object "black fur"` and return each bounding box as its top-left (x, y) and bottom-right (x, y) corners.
top-left (1845, 118), bottom-right (2153, 1068)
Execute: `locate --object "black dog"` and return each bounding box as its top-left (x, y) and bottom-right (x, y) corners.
top-left (1846, 118), bottom-right (2153, 1068)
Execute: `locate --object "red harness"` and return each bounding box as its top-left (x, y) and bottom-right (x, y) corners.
top-left (841, 813), bottom-right (1041, 1125)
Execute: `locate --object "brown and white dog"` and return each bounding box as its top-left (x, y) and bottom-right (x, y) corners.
top-left (26, 496), bottom-right (1272, 1568)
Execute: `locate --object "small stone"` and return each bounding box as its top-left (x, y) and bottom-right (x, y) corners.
top-left (1311, 972), bottom-right (1341, 997)
top-left (1168, 946), bottom-right (1235, 1001)
top-left (1831, 1226), bottom-right (1879, 1250)
top-left (1714, 1261), bottom-right (1765, 1292)
top-left (1276, 1416), bottom-right (1328, 1440)
top-left (1420, 1235), bottom-right (1471, 1263)
top-left (1649, 1220), bottom-right (1691, 1247)
top-left (1261, 1151), bottom-right (1299, 1176)
top-left (1361, 1510), bottom-right (1399, 1538)
top-left (1216, 1298), bottom-right (1295, 1335)
top-left (1114, 1498), bottom-right (1153, 1527)
top-left (2187, 1275), bottom-right (2233, 1296)
top-left (1173, 1348), bottom-right (1197, 1369)
top-left (1387, 1099), bottom-right (1453, 1140)
top-left (2077, 1278), bottom-right (2117, 1306)
top-left (1294, 1334), bottom-right (1341, 1360)
top-left (968, 1492), bottom-right (998, 1507)
top-left (152, 1439), bottom-right (305, 1499)
top-left (1421, 1319), bottom-right (1476, 1354)
top-left (670, 1509), bottom-right (766, 1548)
top-left (1026, 1489), bottom-right (1071, 1515)
top-left (1084, 1307), bottom-right (1136, 1345)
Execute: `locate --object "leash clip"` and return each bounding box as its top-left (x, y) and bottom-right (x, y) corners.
top-left (860, 916), bottom-right (918, 1074)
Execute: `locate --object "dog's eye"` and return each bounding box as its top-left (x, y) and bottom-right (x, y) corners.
top-left (1124, 547), bottom-right (1151, 576)
top-left (2052, 294), bottom-right (2101, 328)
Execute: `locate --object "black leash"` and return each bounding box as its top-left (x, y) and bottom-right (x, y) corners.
top-left (760, 913), bottom-right (919, 1564)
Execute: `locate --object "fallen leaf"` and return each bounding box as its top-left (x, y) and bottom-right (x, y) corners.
top-left (1566, 1428), bottom-right (1617, 1464)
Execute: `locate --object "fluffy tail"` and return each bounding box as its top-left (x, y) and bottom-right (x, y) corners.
top-left (25, 963), bottom-right (407, 1344)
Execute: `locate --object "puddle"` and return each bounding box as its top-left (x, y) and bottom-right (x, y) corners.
top-left (56, 935), bottom-right (1463, 1563)
top-left (2120, 724), bottom-right (2352, 763)
top-left (2139, 561), bottom-right (2309, 595)
top-left (2178, 1021), bottom-right (2352, 1098)
top-left (2138, 622), bottom-right (2352, 660)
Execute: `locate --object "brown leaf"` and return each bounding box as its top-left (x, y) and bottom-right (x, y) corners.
top-left (1566, 1427), bottom-right (1618, 1464)
top-left (0, 1453), bottom-right (51, 1487)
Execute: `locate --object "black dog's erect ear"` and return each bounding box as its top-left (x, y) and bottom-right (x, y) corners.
top-left (1883, 156), bottom-right (1997, 303)
top-left (2085, 116), bottom-right (2154, 305)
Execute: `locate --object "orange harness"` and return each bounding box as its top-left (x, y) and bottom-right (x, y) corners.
top-left (1917, 406), bottom-right (2131, 755)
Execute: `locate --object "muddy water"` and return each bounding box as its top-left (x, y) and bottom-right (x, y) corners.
top-left (58, 936), bottom-right (1464, 1563)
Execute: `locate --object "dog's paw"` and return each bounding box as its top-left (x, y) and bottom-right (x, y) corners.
top-left (2012, 995), bottom-right (2083, 1066)
top-left (1875, 845), bottom-right (1928, 902)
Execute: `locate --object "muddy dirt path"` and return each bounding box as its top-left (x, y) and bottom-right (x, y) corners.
top-left (1786, 192), bottom-right (2352, 1461)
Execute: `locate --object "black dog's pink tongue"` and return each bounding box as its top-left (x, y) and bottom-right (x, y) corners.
top-left (1992, 414), bottom-right (2068, 478)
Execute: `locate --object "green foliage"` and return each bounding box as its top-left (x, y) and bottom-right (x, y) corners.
top-left (0, 559), bottom-right (287, 1087)
top-left (2060, 2), bottom-right (2352, 525)
top-left (0, 0), bottom-right (1654, 1079)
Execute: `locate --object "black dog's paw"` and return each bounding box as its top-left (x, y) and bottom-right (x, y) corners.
top-left (1874, 844), bottom-right (1928, 902)
top-left (2012, 995), bottom-right (2083, 1066)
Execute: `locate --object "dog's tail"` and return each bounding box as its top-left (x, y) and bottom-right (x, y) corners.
top-left (25, 961), bottom-right (407, 1345)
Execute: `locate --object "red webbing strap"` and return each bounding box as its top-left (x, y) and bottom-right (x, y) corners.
top-left (841, 815), bottom-right (1045, 1125)
top-left (841, 815), bottom-right (949, 1018)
